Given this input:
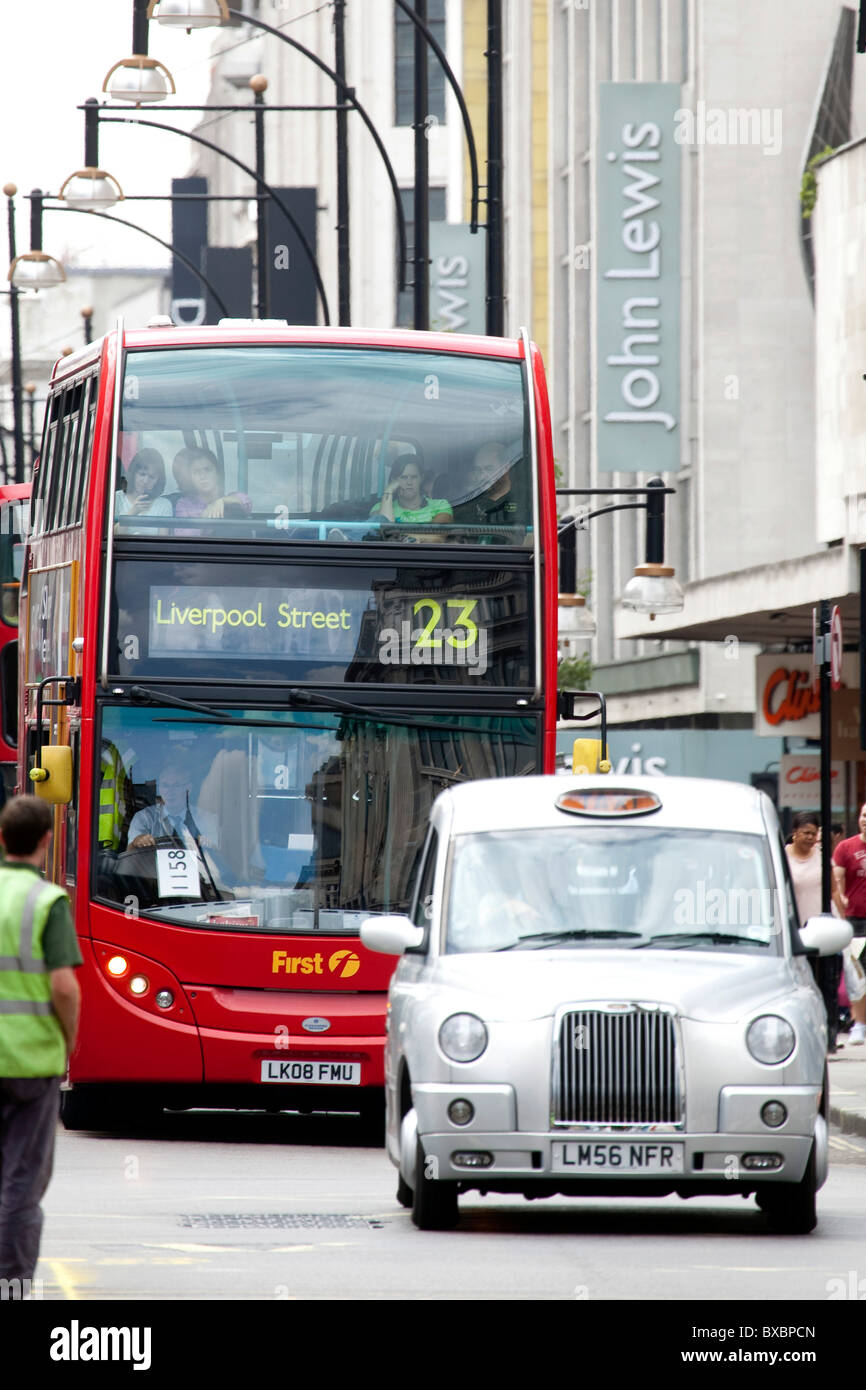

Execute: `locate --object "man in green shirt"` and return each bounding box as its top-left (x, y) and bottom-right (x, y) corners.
top-left (0, 796), bottom-right (81, 1299)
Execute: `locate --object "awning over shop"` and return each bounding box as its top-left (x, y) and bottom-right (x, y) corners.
top-left (615, 546), bottom-right (860, 646)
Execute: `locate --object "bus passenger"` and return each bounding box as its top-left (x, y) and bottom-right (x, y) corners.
top-left (371, 455), bottom-right (453, 527)
top-left (114, 449), bottom-right (172, 530)
top-left (172, 448), bottom-right (251, 523)
top-left (450, 441), bottom-right (526, 533)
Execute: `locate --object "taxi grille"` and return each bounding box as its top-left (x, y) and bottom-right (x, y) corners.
top-left (553, 1008), bottom-right (682, 1126)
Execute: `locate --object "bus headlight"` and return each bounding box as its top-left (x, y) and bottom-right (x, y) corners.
top-left (439, 1013), bottom-right (488, 1063)
top-left (129, 974), bottom-right (149, 996)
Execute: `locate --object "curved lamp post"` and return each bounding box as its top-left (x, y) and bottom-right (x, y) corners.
top-left (147, 0), bottom-right (482, 324)
top-left (4, 184), bottom-right (64, 483)
top-left (557, 478), bottom-right (684, 645)
top-left (68, 97), bottom-right (330, 323)
top-left (41, 199), bottom-right (231, 319)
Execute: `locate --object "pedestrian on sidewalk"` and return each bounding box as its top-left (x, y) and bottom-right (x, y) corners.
top-left (832, 804), bottom-right (866, 1045)
top-left (0, 797), bottom-right (81, 1299)
top-left (786, 812), bottom-right (844, 1050)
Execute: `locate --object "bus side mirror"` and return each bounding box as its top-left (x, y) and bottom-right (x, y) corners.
top-left (29, 745), bottom-right (73, 805)
top-left (572, 738), bottom-right (611, 775)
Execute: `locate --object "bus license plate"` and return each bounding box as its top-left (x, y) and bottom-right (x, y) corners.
top-left (552, 1141), bottom-right (683, 1173)
top-left (260, 1059), bottom-right (361, 1086)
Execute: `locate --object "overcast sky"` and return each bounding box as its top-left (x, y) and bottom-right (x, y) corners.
top-left (0, 2), bottom-right (220, 267)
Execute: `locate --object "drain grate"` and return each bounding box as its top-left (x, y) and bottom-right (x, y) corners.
top-left (178, 1213), bottom-right (375, 1230)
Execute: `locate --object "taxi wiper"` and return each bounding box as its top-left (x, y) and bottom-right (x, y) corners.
top-left (636, 931), bottom-right (766, 949)
top-left (497, 929), bottom-right (645, 951)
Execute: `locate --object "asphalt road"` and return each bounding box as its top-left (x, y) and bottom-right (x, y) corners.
top-left (32, 1111), bottom-right (866, 1303)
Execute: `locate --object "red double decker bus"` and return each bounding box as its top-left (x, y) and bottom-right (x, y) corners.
top-left (0, 482), bottom-right (30, 800)
top-left (20, 322), bottom-right (558, 1131)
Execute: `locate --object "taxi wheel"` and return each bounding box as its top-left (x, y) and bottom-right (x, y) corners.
top-left (396, 1173), bottom-right (413, 1208)
top-left (412, 1140), bottom-right (459, 1230)
top-left (760, 1144), bottom-right (818, 1235)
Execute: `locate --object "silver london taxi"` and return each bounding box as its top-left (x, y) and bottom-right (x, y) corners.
top-left (360, 775), bottom-right (850, 1232)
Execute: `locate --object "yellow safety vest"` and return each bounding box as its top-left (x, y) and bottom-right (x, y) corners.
top-left (0, 866), bottom-right (69, 1077)
top-left (98, 744), bottom-right (128, 848)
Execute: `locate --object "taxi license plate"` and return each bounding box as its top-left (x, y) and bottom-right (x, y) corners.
top-left (261, 1059), bottom-right (361, 1086)
top-left (552, 1141), bottom-right (683, 1173)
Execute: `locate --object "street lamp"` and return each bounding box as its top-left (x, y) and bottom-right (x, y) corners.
top-left (60, 100), bottom-right (123, 211)
top-left (147, 0), bottom-right (228, 27)
top-left (8, 190), bottom-right (65, 290)
top-left (557, 478), bottom-right (684, 647)
top-left (620, 479), bottom-right (685, 619)
top-left (104, 0), bottom-right (175, 104)
top-left (4, 184), bottom-right (64, 484)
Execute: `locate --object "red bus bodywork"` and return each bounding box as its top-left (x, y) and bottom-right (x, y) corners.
top-left (21, 326), bottom-right (558, 1126)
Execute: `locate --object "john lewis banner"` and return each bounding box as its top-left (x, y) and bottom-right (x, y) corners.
top-left (597, 83), bottom-right (681, 472)
top-left (429, 224), bottom-right (485, 335)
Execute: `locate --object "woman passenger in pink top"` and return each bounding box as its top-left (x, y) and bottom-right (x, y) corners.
top-left (172, 447), bottom-right (251, 522)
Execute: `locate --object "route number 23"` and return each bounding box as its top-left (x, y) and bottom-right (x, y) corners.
top-left (413, 597), bottom-right (479, 650)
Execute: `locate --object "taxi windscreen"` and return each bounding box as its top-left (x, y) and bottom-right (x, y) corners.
top-left (445, 826), bottom-right (786, 954)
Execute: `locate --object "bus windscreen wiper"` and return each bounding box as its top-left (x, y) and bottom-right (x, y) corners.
top-left (128, 685), bottom-right (234, 721)
top-left (125, 683), bottom-right (522, 737)
top-left (286, 687), bottom-right (492, 733)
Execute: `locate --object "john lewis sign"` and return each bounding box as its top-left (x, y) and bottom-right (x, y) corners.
top-left (597, 83), bottom-right (682, 472)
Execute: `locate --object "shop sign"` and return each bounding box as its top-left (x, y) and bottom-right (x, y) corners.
top-left (778, 754), bottom-right (845, 810)
top-left (755, 652), bottom-right (859, 738)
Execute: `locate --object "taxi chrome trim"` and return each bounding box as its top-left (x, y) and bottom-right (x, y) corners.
top-left (550, 1000), bottom-right (685, 1130)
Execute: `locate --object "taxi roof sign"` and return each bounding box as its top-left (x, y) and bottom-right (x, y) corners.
top-left (555, 788), bottom-right (663, 818)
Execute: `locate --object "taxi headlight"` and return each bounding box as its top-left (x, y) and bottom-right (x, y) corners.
top-left (439, 1013), bottom-right (488, 1063)
top-left (746, 1015), bottom-right (795, 1065)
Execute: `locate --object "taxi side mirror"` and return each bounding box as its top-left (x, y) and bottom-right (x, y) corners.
top-left (799, 914), bottom-right (852, 957)
top-left (29, 745), bottom-right (73, 805)
top-left (360, 915), bottom-right (424, 956)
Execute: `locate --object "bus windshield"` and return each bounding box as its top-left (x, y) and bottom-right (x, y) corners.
top-left (95, 704), bottom-right (537, 931)
top-left (115, 346), bottom-right (531, 545)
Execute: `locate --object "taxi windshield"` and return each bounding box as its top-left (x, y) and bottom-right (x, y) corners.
top-left (115, 346), bottom-right (531, 546)
top-left (445, 826), bottom-right (784, 954)
top-left (95, 704), bottom-right (537, 932)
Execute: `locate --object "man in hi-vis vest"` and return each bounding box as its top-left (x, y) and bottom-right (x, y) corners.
top-left (0, 797), bottom-right (81, 1298)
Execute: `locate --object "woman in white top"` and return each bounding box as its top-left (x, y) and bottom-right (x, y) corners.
top-left (115, 449), bottom-right (172, 531)
top-left (785, 812), bottom-right (822, 924)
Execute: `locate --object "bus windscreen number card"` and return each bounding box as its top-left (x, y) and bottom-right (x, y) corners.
top-left (156, 847), bottom-right (200, 897)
